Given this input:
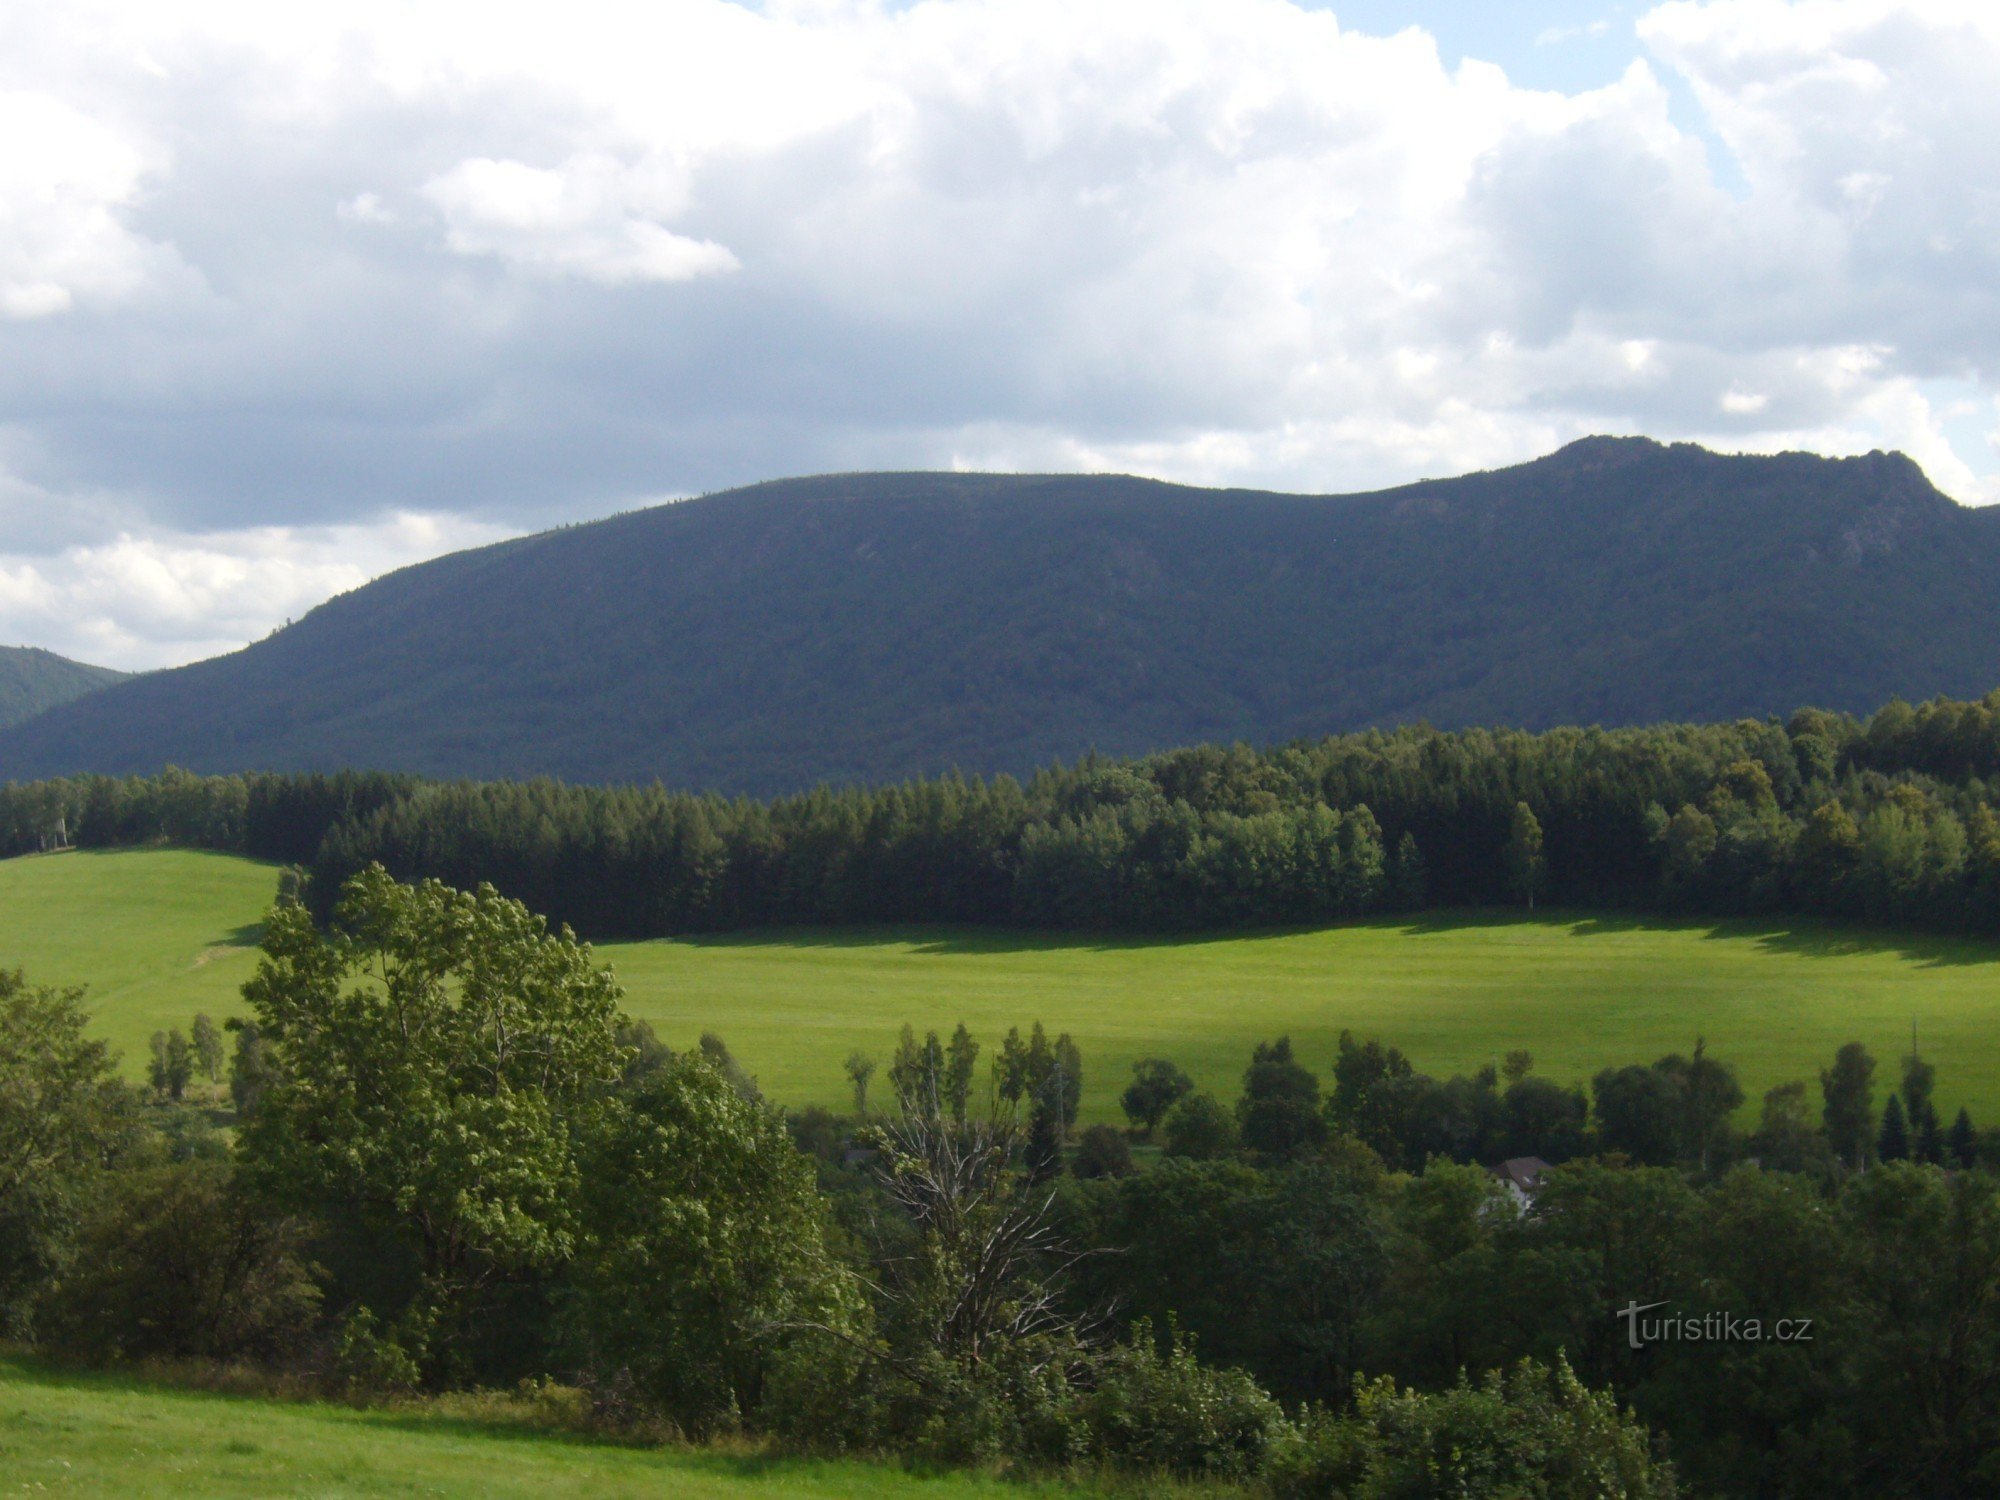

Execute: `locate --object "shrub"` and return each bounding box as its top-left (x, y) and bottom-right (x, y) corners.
top-left (1072, 1124), bottom-right (1135, 1179)
top-left (1081, 1322), bottom-right (1286, 1477)
top-left (1162, 1093), bottom-right (1236, 1160)
top-left (1265, 1357), bottom-right (1677, 1499)
top-left (40, 1159), bottom-right (319, 1364)
top-left (566, 1052), bottom-right (860, 1436)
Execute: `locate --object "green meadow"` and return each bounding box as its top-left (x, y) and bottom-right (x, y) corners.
top-left (5, 847), bottom-right (2000, 1121)
top-left (0, 1356), bottom-right (1118, 1499)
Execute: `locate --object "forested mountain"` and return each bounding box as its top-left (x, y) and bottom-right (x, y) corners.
top-left (2, 436), bottom-right (1997, 793)
top-left (0, 647), bottom-right (127, 732)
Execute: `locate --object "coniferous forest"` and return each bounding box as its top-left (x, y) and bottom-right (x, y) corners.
top-left (5, 688), bottom-right (1999, 942)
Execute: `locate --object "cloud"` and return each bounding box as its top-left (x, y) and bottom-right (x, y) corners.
top-left (0, 90), bottom-right (190, 319)
top-left (422, 156), bottom-right (739, 284)
top-left (0, 0), bottom-right (1996, 666)
top-left (0, 512), bottom-right (518, 671)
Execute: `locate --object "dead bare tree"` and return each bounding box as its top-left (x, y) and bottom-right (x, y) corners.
top-left (868, 1096), bottom-right (1095, 1375)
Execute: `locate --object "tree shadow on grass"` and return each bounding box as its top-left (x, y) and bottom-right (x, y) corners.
top-left (210, 920), bottom-right (266, 950)
top-left (659, 907), bottom-right (2000, 972)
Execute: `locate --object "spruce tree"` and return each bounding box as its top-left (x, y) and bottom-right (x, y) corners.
top-left (1947, 1106), bottom-right (1978, 1169)
top-left (1877, 1092), bottom-right (1910, 1163)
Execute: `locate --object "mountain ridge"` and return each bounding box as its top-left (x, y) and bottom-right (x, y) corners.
top-left (0, 646), bottom-right (129, 733)
top-left (3, 436), bottom-right (1996, 794)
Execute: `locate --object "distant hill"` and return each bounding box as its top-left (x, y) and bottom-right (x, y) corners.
top-left (0, 646), bottom-right (128, 732)
top-left (2, 436), bottom-right (1997, 794)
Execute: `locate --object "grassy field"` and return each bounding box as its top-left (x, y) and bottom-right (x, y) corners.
top-left (0, 1356), bottom-right (1119, 1499)
top-left (5, 847), bottom-right (2000, 1121)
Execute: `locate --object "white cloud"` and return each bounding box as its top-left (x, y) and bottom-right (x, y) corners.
top-left (422, 156), bottom-right (738, 284)
top-left (0, 90), bottom-right (187, 319)
top-left (0, 512), bottom-right (517, 670)
top-left (0, 0), bottom-right (1996, 664)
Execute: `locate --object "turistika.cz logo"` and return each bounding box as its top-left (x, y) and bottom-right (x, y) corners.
top-left (1616, 1300), bottom-right (1814, 1350)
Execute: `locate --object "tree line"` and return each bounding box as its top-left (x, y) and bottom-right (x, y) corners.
top-left (4, 692), bottom-right (2000, 943)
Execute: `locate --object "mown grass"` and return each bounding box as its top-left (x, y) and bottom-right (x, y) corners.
top-left (6, 847), bottom-right (2000, 1122)
top-left (0, 1354), bottom-right (1141, 1498)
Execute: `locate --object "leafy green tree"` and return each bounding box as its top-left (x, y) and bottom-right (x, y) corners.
top-left (1837, 1165), bottom-right (2000, 1495)
top-left (1259, 1159), bottom-right (1390, 1400)
top-left (1162, 1094), bottom-right (1237, 1160)
top-left (1072, 1123), bottom-right (1134, 1179)
top-left (1877, 1092), bottom-right (1911, 1162)
top-left (843, 1050), bottom-right (875, 1116)
top-left (190, 1013), bottom-right (224, 1085)
top-left (1749, 1080), bottom-right (1835, 1175)
top-left (1501, 1074), bottom-right (1589, 1162)
top-left (1120, 1058), bottom-right (1193, 1138)
top-left (148, 1028), bottom-right (193, 1102)
top-left (994, 1025), bottom-right (1030, 1106)
top-left (1328, 1031), bottom-right (1416, 1159)
top-left (1658, 804), bottom-right (1719, 896)
top-left (238, 864), bottom-right (628, 1369)
top-left (1821, 1041), bottom-right (1877, 1169)
top-left (225, 1018), bottom-right (271, 1117)
top-left (1591, 1064), bottom-right (1683, 1166)
top-left (567, 1051), bottom-right (858, 1434)
top-left (1236, 1037), bottom-right (1325, 1162)
top-left (1504, 801), bottom-right (1547, 909)
top-left (0, 970), bottom-right (125, 1333)
top-left (1657, 1037), bottom-right (1743, 1172)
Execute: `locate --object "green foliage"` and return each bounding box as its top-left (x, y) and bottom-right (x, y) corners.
top-left (189, 1012), bottom-right (223, 1083)
top-left (1878, 1092), bottom-right (1911, 1162)
top-left (1266, 1358), bottom-right (1678, 1499)
top-left (566, 1051), bottom-right (860, 1436)
top-left (0, 969), bottom-right (125, 1335)
top-left (1505, 801), bottom-right (1546, 910)
top-left (1119, 1057), bottom-right (1193, 1137)
top-left (1070, 1124), bottom-right (1133, 1180)
top-left (1236, 1037), bottom-right (1324, 1162)
top-left (147, 1027), bottom-right (193, 1101)
top-left (1080, 1322), bottom-right (1285, 1477)
top-left (41, 1159), bottom-right (319, 1363)
top-left (1821, 1041), bottom-right (1878, 1169)
top-left (1161, 1094), bottom-right (1236, 1160)
top-left (237, 864), bottom-right (628, 1360)
top-left (13, 684), bottom-right (2000, 958)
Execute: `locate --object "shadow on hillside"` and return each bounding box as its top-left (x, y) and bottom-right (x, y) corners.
top-left (210, 920), bottom-right (266, 950)
top-left (662, 907), bottom-right (2000, 971)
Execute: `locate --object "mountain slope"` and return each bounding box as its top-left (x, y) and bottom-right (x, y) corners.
top-left (3, 437), bottom-right (1997, 794)
top-left (0, 646), bottom-right (129, 732)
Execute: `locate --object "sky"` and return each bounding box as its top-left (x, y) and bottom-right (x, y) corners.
top-left (2, 0), bottom-right (1997, 670)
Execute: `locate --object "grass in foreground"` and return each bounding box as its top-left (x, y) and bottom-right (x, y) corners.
top-left (5, 848), bottom-right (1999, 1122)
top-left (0, 1355), bottom-right (1135, 1499)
